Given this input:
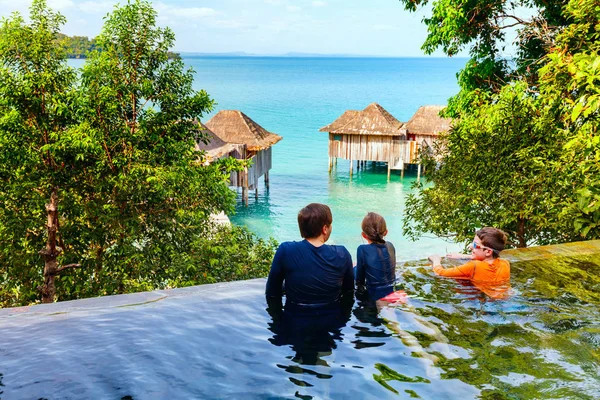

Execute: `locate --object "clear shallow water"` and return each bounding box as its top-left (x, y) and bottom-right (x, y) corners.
top-left (187, 56), bottom-right (467, 259)
top-left (2, 248), bottom-right (599, 399)
top-left (68, 56), bottom-right (466, 259)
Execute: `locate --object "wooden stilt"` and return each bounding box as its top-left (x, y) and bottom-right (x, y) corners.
top-left (350, 159), bottom-right (353, 176)
top-left (255, 187), bottom-right (259, 199)
top-left (264, 171), bottom-right (269, 189)
top-left (328, 157), bottom-right (333, 173)
top-left (387, 162), bottom-right (391, 180)
top-left (401, 162), bottom-right (405, 179)
top-left (417, 164), bottom-right (421, 180)
top-left (243, 166), bottom-right (249, 206)
top-left (335, 157), bottom-right (338, 165)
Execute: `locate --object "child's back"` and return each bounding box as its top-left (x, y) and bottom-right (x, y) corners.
top-left (355, 240), bottom-right (396, 300)
top-left (355, 212), bottom-right (399, 301)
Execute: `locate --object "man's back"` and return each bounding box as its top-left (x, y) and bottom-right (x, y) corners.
top-left (266, 240), bottom-right (353, 309)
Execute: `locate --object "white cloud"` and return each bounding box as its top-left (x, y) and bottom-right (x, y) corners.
top-left (164, 7), bottom-right (218, 19)
top-left (48, 0), bottom-right (74, 10)
top-left (168, 7), bottom-right (218, 18)
top-left (154, 3), bottom-right (219, 20)
top-left (211, 19), bottom-right (258, 30)
top-left (312, 1), bottom-right (327, 7)
top-left (286, 5), bottom-right (301, 12)
top-left (78, 1), bottom-right (114, 14)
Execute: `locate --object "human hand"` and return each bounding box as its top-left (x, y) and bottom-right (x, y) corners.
top-left (428, 254), bottom-right (441, 266)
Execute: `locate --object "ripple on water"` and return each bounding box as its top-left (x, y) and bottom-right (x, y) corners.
top-left (1, 254), bottom-right (600, 399)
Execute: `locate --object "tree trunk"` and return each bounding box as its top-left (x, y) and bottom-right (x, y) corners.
top-left (40, 188), bottom-right (61, 303)
top-left (517, 217), bottom-right (527, 248)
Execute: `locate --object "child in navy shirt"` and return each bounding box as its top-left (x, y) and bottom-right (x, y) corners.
top-left (355, 212), bottom-right (406, 302)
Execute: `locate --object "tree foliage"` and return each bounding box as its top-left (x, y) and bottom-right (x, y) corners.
top-left (0, 0), bottom-right (276, 307)
top-left (401, 0), bottom-right (600, 247)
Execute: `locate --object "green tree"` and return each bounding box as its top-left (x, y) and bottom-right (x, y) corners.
top-left (401, 0), bottom-right (600, 247)
top-left (0, 0), bottom-right (79, 303)
top-left (540, 0), bottom-right (600, 239)
top-left (0, 0), bottom-right (276, 307)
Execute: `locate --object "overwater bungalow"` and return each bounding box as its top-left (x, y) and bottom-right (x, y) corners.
top-left (402, 105), bottom-right (451, 150)
top-left (193, 121), bottom-right (238, 164)
top-left (321, 103), bottom-right (451, 179)
top-left (320, 102), bottom-right (418, 178)
top-left (205, 110), bottom-right (282, 206)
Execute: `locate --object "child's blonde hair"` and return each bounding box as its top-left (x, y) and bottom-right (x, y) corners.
top-left (361, 212), bottom-right (387, 244)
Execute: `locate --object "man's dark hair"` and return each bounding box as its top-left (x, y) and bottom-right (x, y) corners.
top-left (298, 203), bottom-right (332, 239)
top-left (476, 227), bottom-right (508, 258)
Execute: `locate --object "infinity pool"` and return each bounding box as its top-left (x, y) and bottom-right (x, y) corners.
top-left (1, 242), bottom-right (599, 399)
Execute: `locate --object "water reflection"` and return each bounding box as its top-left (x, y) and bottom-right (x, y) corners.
top-left (1, 252), bottom-right (599, 399)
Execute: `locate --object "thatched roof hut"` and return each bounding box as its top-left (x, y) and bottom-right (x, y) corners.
top-left (319, 110), bottom-right (361, 133)
top-left (205, 110), bottom-right (282, 152)
top-left (403, 105), bottom-right (451, 136)
top-left (193, 121), bottom-right (235, 161)
top-left (319, 103), bottom-right (403, 136)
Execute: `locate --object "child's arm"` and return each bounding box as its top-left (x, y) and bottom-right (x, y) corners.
top-left (445, 252), bottom-right (472, 260)
top-left (428, 255), bottom-right (475, 278)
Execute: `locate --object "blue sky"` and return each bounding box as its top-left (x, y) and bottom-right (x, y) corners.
top-left (0, 0), bottom-right (451, 56)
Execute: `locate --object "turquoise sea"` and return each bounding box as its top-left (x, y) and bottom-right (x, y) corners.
top-left (70, 56), bottom-right (466, 260)
top-left (189, 56), bottom-right (466, 260)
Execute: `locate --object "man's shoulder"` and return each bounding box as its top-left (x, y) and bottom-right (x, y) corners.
top-left (328, 244), bottom-right (352, 258)
top-left (278, 240), bottom-right (305, 250)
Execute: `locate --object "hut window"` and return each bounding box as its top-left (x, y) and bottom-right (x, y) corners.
top-left (333, 135), bottom-right (342, 141)
top-left (393, 136), bottom-right (404, 143)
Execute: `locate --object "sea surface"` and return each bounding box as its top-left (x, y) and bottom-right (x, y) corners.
top-left (189, 56), bottom-right (467, 259)
top-left (70, 56), bottom-right (467, 259)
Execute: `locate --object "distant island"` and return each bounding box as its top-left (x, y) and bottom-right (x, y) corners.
top-left (58, 33), bottom-right (181, 60)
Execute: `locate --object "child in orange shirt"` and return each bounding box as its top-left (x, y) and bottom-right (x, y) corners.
top-left (428, 227), bottom-right (510, 297)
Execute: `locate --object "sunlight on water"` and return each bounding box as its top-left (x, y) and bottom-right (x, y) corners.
top-left (1, 245), bottom-right (599, 399)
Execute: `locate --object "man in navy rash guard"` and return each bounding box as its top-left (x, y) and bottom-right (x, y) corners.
top-left (265, 203), bottom-right (354, 320)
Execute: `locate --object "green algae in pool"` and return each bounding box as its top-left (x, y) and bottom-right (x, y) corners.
top-left (0, 242), bottom-right (598, 399)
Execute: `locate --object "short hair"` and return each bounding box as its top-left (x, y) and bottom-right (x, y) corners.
top-left (298, 203), bottom-right (332, 239)
top-left (476, 227), bottom-right (508, 258)
top-left (361, 212), bottom-right (387, 244)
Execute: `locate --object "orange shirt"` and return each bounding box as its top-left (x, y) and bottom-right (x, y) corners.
top-left (433, 258), bottom-right (511, 299)
top-left (433, 258), bottom-right (510, 282)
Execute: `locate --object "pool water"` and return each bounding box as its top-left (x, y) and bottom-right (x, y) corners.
top-left (1, 242), bottom-right (599, 399)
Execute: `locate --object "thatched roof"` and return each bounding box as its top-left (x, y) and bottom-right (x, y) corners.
top-left (205, 110), bottom-right (282, 151)
top-left (193, 121), bottom-right (235, 161)
top-left (319, 103), bottom-right (403, 136)
top-left (319, 110), bottom-right (361, 133)
top-left (404, 105), bottom-right (451, 136)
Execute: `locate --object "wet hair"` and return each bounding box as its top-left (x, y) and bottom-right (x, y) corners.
top-left (298, 203), bottom-right (333, 239)
top-left (476, 227), bottom-right (507, 258)
top-left (361, 212), bottom-right (387, 244)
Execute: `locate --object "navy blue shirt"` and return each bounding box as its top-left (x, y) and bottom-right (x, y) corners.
top-left (355, 241), bottom-right (396, 300)
top-left (266, 240), bottom-right (354, 312)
